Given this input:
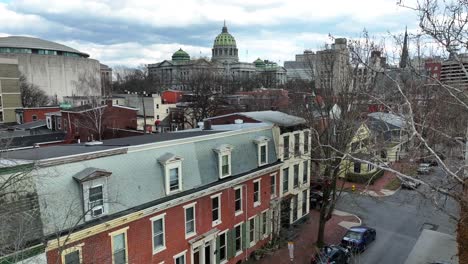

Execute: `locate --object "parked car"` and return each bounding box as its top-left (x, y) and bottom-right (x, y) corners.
top-left (401, 176), bottom-right (421, 189)
top-left (311, 245), bottom-right (351, 264)
top-left (310, 191), bottom-right (324, 209)
top-left (341, 226), bottom-right (376, 252)
top-left (417, 163), bottom-right (432, 174)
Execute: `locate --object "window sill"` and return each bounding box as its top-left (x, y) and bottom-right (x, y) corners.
top-left (235, 250), bottom-right (243, 257)
top-left (253, 202), bottom-right (261, 208)
top-left (185, 232), bottom-right (196, 240)
top-left (219, 174), bottom-right (231, 179)
top-left (270, 194), bottom-right (276, 200)
top-left (235, 211), bottom-right (243, 216)
top-left (152, 246), bottom-right (166, 255)
top-left (249, 241), bottom-right (255, 247)
top-left (212, 220), bottom-right (222, 227)
top-left (220, 260), bottom-right (228, 264)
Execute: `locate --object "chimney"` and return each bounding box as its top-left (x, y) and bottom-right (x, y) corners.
top-left (106, 99), bottom-right (113, 107)
top-left (203, 120), bottom-right (212, 130)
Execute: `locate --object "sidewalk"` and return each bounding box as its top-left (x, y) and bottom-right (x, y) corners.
top-left (256, 210), bottom-right (360, 264)
top-left (337, 166), bottom-right (399, 197)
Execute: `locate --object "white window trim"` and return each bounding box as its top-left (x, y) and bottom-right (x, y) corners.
top-left (292, 132), bottom-right (301, 156)
top-left (211, 193), bottom-right (222, 227)
top-left (281, 134), bottom-right (291, 160)
top-left (61, 243), bottom-right (85, 264)
top-left (253, 179), bottom-right (261, 207)
top-left (254, 136), bottom-right (270, 167)
top-left (302, 160), bottom-right (309, 186)
top-left (234, 186), bottom-right (243, 216)
top-left (303, 129), bottom-right (311, 155)
top-left (270, 173), bottom-right (277, 199)
top-left (214, 145), bottom-right (234, 179)
top-left (83, 178), bottom-right (109, 222)
top-left (165, 161), bottom-right (183, 194)
top-left (184, 202), bottom-right (197, 239)
top-left (108, 227), bottom-right (129, 264)
top-left (293, 163), bottom-right (300, 189)
top-left (173, 250), bottom-right (187, 264)
top-left (248, 215), bottom-right (256, 247)
top-left (218, 230), bottom-right (228, 264)
top-left (234, 222), bottom-right (243, 256)
top-left (150, 213), bottom-right (167, 255)
top-left (282, 167), bottom-right (290, 196)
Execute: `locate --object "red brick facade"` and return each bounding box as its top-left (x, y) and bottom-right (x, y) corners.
top-left (61, 103), bottom-right (138, 142)
top-left (47, 169), bottom-right (280, 264)
top-left (17, 107), bottom-right (60, 123)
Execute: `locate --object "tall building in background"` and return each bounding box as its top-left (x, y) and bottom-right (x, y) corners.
top-left (0, 36), bottom-right (109, 101)
top-left (440, 53), bottom-right (468, 88)
top-left (284, 50), bottom-right (316, 81)
top-left (148, 23), bottom-right (287, 89)
top-left (0, 58), bottom-right (22, 123)
top-left (100, 63), bottom-right (113, 96)
top-left (315, 38), bottom-right (351, 94)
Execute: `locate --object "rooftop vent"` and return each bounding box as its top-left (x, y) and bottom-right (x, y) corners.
top-left (85, 141), bottom-right (103, 146)
top-left (234, 119), bottom-right (244, 124)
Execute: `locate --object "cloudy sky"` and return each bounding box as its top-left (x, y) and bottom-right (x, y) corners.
top-left (0, 0), bottom-right (421, 67)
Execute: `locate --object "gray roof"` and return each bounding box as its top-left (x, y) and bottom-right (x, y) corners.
top-left (2, 131), bottom-right (223, 161)
top-left (0, 36), bottom-right (89, 57)
top-left (11, 120), bottom-right (46, 130)
top-left (29, 126), bottom-right (278, 236)
top-left (207, 111), bottom-right (306, 127)
top-left (368, 112), bottom-right (405, 128)
top-left (72, 167), bottom-right (111, 182)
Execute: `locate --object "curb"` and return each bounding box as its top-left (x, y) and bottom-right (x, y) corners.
top-left (333, 209), bottom-right (362, 226)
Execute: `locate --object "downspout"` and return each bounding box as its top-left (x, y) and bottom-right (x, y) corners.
top-left (244, 183), bottom-right (249, 261)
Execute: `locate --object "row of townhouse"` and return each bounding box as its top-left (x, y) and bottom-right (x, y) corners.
top-left (0, 111), bottom-right (312, 264)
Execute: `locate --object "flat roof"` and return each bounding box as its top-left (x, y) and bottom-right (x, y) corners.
top-left (0, 36), bottom-right (89, 57)
top-left (2, 131), bottom-right (224, 161)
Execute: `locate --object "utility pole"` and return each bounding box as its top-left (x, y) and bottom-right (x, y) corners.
top-left (141, 93), bottom-right (147, 133)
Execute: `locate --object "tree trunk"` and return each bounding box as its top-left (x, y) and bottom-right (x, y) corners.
top-left (458, 201), bottom-right (468, 264)
top-left (317, 205), bottom-right (327, 247)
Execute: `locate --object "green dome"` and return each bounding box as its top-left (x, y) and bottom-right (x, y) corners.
top-left (213, 25), bottom-right (237, 47)
top-left (254, 58), bottom-right (265, 67)
top-left (172, 48), bottom-right (190, 61)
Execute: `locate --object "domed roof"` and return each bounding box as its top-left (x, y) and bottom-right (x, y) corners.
top-left (172, 48), bottom-right (190, 62)
top-left (0, 36), bottom-right (89, 57)
top-left (254, 58), bottom-right (265, 67)
top-left (213, 23), bottom-right (237, 47)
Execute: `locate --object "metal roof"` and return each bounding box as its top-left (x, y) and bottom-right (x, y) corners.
top-left (368, 112), bottom-right (405, 128)
top-left (0, 36), bottom-right (89, 57)
top-left (207, 111), bottom-right (306, 127)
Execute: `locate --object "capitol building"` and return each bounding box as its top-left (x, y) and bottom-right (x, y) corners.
top-left (148, 23), bottom-right (286, 90)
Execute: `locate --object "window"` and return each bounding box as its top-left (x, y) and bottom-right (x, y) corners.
top-left (169, 168), bottom-right (180, 191)
top-left (151, 214), bottom-right (166, 254)
top-left (302, 190), bottom-right (308, 216)
top-left (293, 164), bottom-right (299, 188)
top-left (110, 228), bottom-right (128, 264)
top-left (32, 115), bottom-right (37, 121)
top-left (354, 162), bottom-right (361, 173)
top-left (174, 251), bottom-right (186, 264)
top-left (62, 247), bottom-right (82, 264)
top-left (262, 211), bottom-right (267, 236)
top-left (184, 203), bottom-right (196, 238)
top-left (292, 195), bottom-right (298, 222)
top-left (157, 115), bottom-right (160, 120)
top-left (283, 136), bottom-right (290, 159)
top-left (304, 131), bottom-right (310, 153)
top-left (253, 179), bottom-right (261, 207)
top-left (214, 144), bottom-right (233, 178)
top-left (158, 154), bottom-right (183, 194)
top-left (89, 185), bottom-right (104, 217)
top-left (303, 161), bottom-right (309, 184)
top-left (211, 194), bottom-right (221, 226)
top-left (367, 164), bottom-right (374, 171)
top-left (270, 174), bottom-right (276, 198)
top-left (282, 168), bottom-right (289, 194)
top-left (234, 187), bottom-right (243, 215)
top-left (166, 109), bottom-right (169, 114)
top-left (221, 155), bottom-right (229, 176)
top-left (234, 224), bottom-right (242, 254)
top-left (249, 217), bottom-right (255, 246)
top-left (156, 104), bottom-right (159, 109)
top-left (294, 133), bottom-right (300, 155)
top-left (219, 231), bottom-right (227, 262)
top-left (260, 145), bottom-right (267, 165)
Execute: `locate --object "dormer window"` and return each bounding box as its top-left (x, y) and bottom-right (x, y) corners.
top-left (214, 144), bottom-right (234, 178)
top-left (72, 167), bottom-right (111, 221)
top-left (158, 153), bottom-right (184, 195)
top-left (254, 136), bottom-right (270, 167)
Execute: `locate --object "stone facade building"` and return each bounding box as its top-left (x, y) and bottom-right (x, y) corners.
top-left (0, 58), bottom-right (22, 123)
top-left (148, 23), bottom-right (287, 90)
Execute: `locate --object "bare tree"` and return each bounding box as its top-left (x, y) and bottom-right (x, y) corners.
top-left (19, 75), bottom-right (50, 107)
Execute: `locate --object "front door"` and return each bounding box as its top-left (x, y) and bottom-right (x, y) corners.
top-left (193, 249), bottom-right (200, 264)
top-left (204, 242), bottom-right (211, 264)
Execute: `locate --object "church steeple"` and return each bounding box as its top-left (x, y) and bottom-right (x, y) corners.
top-left (400, 27), bottom-right (409, 68)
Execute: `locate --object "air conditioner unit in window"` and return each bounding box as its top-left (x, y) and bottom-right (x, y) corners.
top-left (91, 205), bottom-right (104, 217)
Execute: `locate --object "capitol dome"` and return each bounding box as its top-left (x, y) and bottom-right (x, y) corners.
top-left (211, 22), bottom-right (239, 63)
top-left (172, 48), bottom-right (190, 62)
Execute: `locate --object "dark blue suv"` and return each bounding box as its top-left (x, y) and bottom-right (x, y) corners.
top-left (341, 226), bottom-right (376, 252)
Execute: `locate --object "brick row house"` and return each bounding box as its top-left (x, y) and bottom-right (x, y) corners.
top-left (0, 117), bottom-right (306, 264)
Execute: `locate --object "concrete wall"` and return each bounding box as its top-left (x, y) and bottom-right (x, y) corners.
top-left (0, 58), bottom-right (21, 122)
top-left (0, 53), bottom-right (101, 100)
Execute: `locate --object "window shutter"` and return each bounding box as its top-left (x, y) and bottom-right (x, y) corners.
top-left (227, 229), bottom-right (234, 259)
top-left (259, 213), bottom-right (263, 239)
top-left (216, 235), bottom-right (221, 264)
top-left (241, 223), bottom-right (247, 250)
top-left (266, 210), bottom-right (272, 235)
top-left (245, 221), bottom-right (250, 248)
top-left (255, 215), bottom-right (260, 241)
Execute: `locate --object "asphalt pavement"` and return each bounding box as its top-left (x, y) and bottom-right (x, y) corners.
top-left (335, 167), bottom-right (458, 264)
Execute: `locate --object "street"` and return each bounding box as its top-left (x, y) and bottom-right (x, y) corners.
top-left (336, 167), bottom-right (459, 264)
